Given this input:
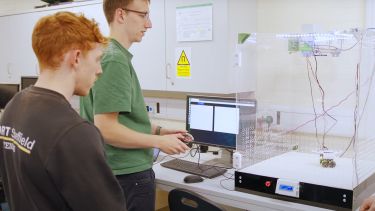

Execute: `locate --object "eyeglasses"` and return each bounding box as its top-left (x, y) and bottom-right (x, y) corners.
top-left (122, 8), bottom-right (150, 20)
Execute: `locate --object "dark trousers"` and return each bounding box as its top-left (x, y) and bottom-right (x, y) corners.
top-left (116, 169), bottom-right (156, 211)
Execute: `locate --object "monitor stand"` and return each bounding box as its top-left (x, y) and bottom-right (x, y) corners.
top-left (203, 149), bottom-right (233, 169)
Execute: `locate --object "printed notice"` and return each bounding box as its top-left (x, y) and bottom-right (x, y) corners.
top-left (176, 47), bottom-right (191, 78)
top-left (176, 3), bottom-right (213, 42)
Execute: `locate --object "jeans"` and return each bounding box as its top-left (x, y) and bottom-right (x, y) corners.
top-left (116, 169), bottom-right (155, 211)
top-left (0, 203), bottom-right (9, 211)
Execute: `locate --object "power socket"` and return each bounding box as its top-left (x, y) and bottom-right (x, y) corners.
top-left (146, 105), bottom-right (154, 113)
top-left (233, 152), bottom-right (242, 169)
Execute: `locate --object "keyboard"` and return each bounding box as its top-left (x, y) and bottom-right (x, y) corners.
top-left (161, 158), bottom-right (227, 179)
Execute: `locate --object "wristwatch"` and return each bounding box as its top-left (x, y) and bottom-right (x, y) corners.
top-left (155, 126), bottom-right (162, 135)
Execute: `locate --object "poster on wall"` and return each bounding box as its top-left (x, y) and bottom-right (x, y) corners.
top-left (176, 3), bottom-right (213, 42)
top-left (175, 47), bottom-right (191, 78)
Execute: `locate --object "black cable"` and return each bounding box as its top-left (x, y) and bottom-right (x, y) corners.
top-left (191, 144), bottom-right (235, 175)
top-left (306, 57), bottom-right (320, 147)
top-left (312, 53), bottom-right (328, 147)
top-left (306, 51), bottom-right (339, 150)
top-left (221, 171), bottom-right (234, 179)
top-left (219, 172), bottom-right (235, 191)
top-left (313, 53), bottom-right (338, 145)
top-left (153, 145), bottom-right (199, 166)
top-left (189, 145), bottom-right (200, 157)
top-left (340, 63), bottom-right (360, 158)
top-left (339, 29), bottom-right (372, 160)
top-left (156, 143), bottom-right (232, 178)
top-left (197, 145), bottom-right (201, 168)
top-left (153, 154), bottom-right (168, 165)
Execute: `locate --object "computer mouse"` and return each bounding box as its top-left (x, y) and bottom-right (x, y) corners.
top-left (183, 175), bottom-right (204, 183)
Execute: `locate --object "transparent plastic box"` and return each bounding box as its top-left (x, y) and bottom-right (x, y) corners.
top-left (234, 29), bottom-right (375, 210)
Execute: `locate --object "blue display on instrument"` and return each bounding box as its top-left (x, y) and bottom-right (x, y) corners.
top-left (279, 184), bottom-right (294, 192)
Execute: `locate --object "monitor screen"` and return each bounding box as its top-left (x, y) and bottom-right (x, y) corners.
top-left (21, 76), bottom-right (38, 90)
top-left (186, 95), bottom-right (256, 149)
top-left (0, 84), bottom-right (20, 109)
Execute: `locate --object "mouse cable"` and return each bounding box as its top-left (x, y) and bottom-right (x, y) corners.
top-left (219, 173), bottom-right (235, 191)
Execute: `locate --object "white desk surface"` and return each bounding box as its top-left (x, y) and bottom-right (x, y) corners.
top-left (153, 152), bottom-right (332, 211)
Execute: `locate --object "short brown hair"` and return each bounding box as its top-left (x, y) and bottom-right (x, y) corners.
top-left (32, 11), bottom-right (108, 70)
top-left (103, 0), bottom-right (149, 24)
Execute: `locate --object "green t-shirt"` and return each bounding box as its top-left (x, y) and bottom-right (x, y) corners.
top-left (80, 39), bottom-right (152, 175)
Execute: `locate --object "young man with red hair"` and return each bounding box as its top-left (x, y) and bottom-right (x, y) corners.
top-left (80, 0), bottom-right (191, 210)
top-left (0, 11), bottom-right (126, 211)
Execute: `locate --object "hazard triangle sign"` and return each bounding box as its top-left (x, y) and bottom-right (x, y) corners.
top-left (177, 50), bottom-right (191, 77)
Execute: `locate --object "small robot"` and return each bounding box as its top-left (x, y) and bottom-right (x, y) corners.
top-left (319, 149), bottom-right (336, 168)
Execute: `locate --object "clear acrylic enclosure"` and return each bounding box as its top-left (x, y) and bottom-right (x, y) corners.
top-left (235, 29), bottom-right (375, 210)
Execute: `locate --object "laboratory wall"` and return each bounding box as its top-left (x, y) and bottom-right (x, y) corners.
top-left (0, 0), bottom-right (372, 138)
top-left (257, 0), bottom-right (365, 33)
top-left (255, 0), bottom-right (365, 104)
top-left (366, 0), bottom-right (375, 28)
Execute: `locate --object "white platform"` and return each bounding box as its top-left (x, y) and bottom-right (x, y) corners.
top-left (240, 151), bottom-right (375, 190)
top-left (154, 152), bottom-right (332, 211)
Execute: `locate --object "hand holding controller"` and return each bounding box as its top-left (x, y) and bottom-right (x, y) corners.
top-left (182, 133), bottom-right (194, 142)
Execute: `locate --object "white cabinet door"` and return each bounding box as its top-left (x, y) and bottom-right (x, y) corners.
top-left (165, 0), bottom-right (231, 93)
top-left (2, 11), bottom-right (44, 80)
top-left (0, 16), bottom-right (19, 83)
top-left (0, 2), bottom-right (108, 82)
top-left (74, 3), bottom-right (109, 36)
top-left (164, 0), bottom-right (257, 94)
top-left (130, 0), bottom-right (167, 91)
top-left (0, 11), bottom-right (47, 83)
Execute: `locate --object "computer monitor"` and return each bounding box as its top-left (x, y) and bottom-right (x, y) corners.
top-left (0, 84), bottom-right (20, 109)
top-left (21, 76), bottom-right (38, 90)
top-left (186, 95), bottom-right (256, 167)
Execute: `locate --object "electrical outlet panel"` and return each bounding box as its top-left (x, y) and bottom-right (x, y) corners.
top-left (144, 97), bottom-right (186, 121)
top-left (144, 98), bottom-right (168, 118)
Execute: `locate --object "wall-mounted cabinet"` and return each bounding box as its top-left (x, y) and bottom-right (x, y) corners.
top-left (164, 0), bottom-right (256, 93)
top-left (132, 0), bottom-right (257, 94)
top-left (0, 0), bottom-right (108, 84)
top-left (0, 0), bottom-right (256, 94)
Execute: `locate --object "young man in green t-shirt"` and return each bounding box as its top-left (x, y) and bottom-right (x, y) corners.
top-left (80, 0), bottom-right (190, 210)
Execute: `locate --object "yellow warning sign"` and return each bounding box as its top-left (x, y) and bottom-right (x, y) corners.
top-left (177, 50), bottom-right (190, 77)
